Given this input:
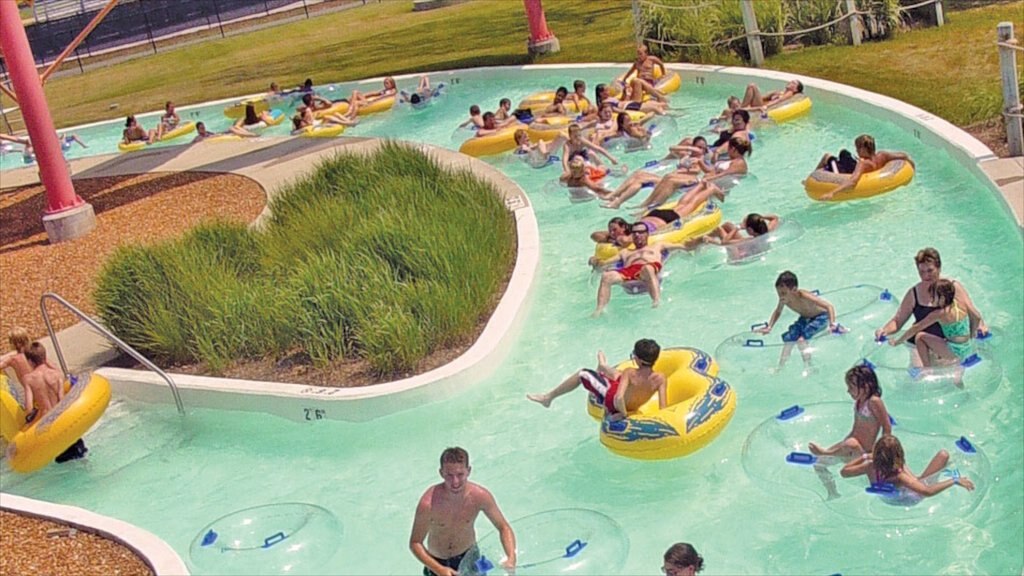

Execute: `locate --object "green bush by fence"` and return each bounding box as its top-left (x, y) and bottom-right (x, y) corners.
top-left (638, 0), bottom-right (927, 64)
top-left (94, 142), bottom-right (516, 377)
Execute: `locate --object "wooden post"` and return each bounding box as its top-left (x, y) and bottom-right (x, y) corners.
top-left (845, 0), bottom-right (862, 46)
top-left (740, 0), bottom-right (764, 67)
top-left (934, 0), bottom-right (944, 27)
top-left (998, 22), bottom-right (1023, 157)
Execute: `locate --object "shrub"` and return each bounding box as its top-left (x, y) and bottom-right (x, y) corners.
top-left (95, 142), bottom-right (516, 378)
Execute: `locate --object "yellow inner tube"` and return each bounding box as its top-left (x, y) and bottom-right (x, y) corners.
top-left (327, 95), bottom-right (397, 117)
top-left (517, 91), bottom-right (590, 115)
top-left (4, 373), bottom-right (111, 473)
top-left (224, 98), bottom-right (270, 119)
top-left (585, 347), bottom-right (737, 460)
top-left (593, 200), bottom-right (722, 262)
top-left (117, 140), bottom-right (147, 153)
top-left (294, 124), bottom-right (346, 138)
top-left (159, 121), bottom-right (196, 142)
top-left (804, 159), bottom-right (915, 201)
top-left (458, 124), bottom-right (528, 157)
top-left (765, 94), bottom-right (812, 123)
top-left (611, 68), bottom-right (681, 100)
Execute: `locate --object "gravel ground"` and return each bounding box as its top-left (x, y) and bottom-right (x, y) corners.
top-left (0, 172), bottom-right (266, 340)
top-left (0, 510), bottom-right (153, 576)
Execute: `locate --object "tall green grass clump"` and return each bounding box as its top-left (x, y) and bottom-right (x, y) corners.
top-left (94, 142), bottom-right (516, 377)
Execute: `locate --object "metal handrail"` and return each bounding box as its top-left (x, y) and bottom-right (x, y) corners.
top-left (40, 292), bottom-right (185, 415)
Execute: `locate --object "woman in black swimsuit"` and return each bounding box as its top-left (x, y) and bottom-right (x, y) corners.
top-left (875, 247), bottom-right (988, 365)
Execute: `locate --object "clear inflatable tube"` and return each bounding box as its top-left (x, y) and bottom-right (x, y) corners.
top-left (713, 284), bottom-right (898, 376)
top-left (741, 402), bottom-right (989, 523)
top-left (458, 508), bottom-right (629, 575)
top-left (859, 341), bottom-right (1004, 409)
top-left (189, 503), bottom-right (341, 575)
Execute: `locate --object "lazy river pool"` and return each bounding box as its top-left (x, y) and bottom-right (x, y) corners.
top-left (2, 65), bottom-right (1022, 575)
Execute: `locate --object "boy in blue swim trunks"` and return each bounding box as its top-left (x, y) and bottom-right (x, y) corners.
top-left (755, 271), bottom-right (841, 372)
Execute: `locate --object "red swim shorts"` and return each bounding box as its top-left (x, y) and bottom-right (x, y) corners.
top-left (617, 261), bottom-right (662, 282)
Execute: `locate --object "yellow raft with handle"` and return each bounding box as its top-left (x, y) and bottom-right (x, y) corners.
top-left (517, 92), bottom-right (590, 115)
top-left (585, 347), bottom-right (736, 460)
top-left (292, 124), bottom-right (346, 138)
top-left (224, 98), bottom-right (270, 119)
top-left (593, 200), bottom-right (722, 262)
top-left (159, 121), bottom-right (196, 142)
top-left (3, 373), bottom-right (111, 473)
top-left (765, 94), bottom-right (812, 123)
top-left (804, 159), bottom-right (915, 201)
top-left (459, 123), bottom-right (561, 157)
top-left (117, 140), bottom-right (147, 153)
top-left (611, 67), bottom-right (682, 100)
top-left (318, 95), bottom-right (396, 118)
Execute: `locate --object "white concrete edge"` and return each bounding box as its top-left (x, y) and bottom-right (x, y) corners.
top-left (0, 492), bottom-right (189, 576)
top-left (97, 145), bottom-right (540, 420)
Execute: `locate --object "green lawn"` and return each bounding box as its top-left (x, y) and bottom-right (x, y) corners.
top-left (39, 0), bottom-right (1022, 128)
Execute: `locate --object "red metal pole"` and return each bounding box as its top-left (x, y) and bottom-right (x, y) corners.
top-left (0, 1), bottom-right (93, 240)
top-left (523, 0), bottom-right (559, 55)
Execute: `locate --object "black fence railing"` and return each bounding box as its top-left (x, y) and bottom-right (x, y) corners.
top-left (21, 0), bottom-right (326, 66)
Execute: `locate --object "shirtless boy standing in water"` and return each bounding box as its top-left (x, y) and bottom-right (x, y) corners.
top-left (409, 447), bottom-right (516, 576)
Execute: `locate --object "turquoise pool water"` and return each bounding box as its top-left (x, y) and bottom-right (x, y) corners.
top-left (2, 67), bottom-right (1022, 575)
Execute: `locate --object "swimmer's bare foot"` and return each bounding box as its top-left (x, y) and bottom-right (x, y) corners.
top-left (591, 308), bottom-right (604, 318)
top-left (651, 299), bottom-right (660, 308)
top-left (526, 393), bottom-right (551, 408)
top-left (601, 201), bottom-right (621, 209)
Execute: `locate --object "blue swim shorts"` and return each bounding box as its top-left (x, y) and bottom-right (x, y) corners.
top-left (782, 312), bottom-right (829, 343)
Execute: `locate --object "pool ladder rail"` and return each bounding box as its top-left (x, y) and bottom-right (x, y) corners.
top-left (40, 292), bottom-right (185, 415)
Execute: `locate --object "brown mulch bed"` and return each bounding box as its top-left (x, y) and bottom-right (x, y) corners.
top-left (0, 173), bottom-right (266, 340)
top-left (0, 510), bottom-right (153, 576)
top-left (964, 118), bottom-right (1013, 158)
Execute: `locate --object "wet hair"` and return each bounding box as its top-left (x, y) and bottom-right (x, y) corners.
top-left (616, 112), bottom-right (630, 132)
top-left (196, 121), bottom-right (206, 131)
top-left (499, 98), bottom-right (511, 108)
top-left (608, 217), bottom-right (629, 232)
top-left (731, 109), bottom-right (751, 125)
top-left (469, 105), bottom-right (481, 115)
top-left (244, 104), bottom-right (259, 126)
top-left (8, 327), bottom-right (30, 353)
top-left (302, 94), bottom-right (313, 106)
top-left (482, 111), bottom-right (495, 122)
top-left (440, 447), bottom-right (469, 467)
top-left (872, 435), bottom-right (905, 482)
top-left (514, 129), bottom-right (528, 144)
top-left (846, 364), bottom-right (882, 398)
top-left (303, 78), bottom-right (313, 88)
top-left (692, 135), bottom-right (707, 147)
top-left (775, 270), bottom-right (798, 289)
top-left (744, 213), bottom-right (768, 236)
top-left (555, 86), bottom-right (569, 97)
top-left (125, 115), bottom-right (136, 127)
top-left (855, 134), bottom-right (876, 155)
top-left (914, 247), bottom-right (942, 269)
top-left (728, 136), bottom-right (752, 157)
top-left (794, 80), bottom-right (804, 93)
top-left (632, 338), bottom-right (661, 366)
top-left (594, 83), bottom-right (607, 106)
top-left (25, 342), bottom-right (46, 367)
top-left (573, 79), bottom-right (585, 91)
top-left (664, 542), bottom-right (704, 574)
top-left (727, 95), bottom-right (741, 107)
top-left (410, 93), bottom-right (422, 105)
top-left (931, 278), bottom-right (957, 308)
